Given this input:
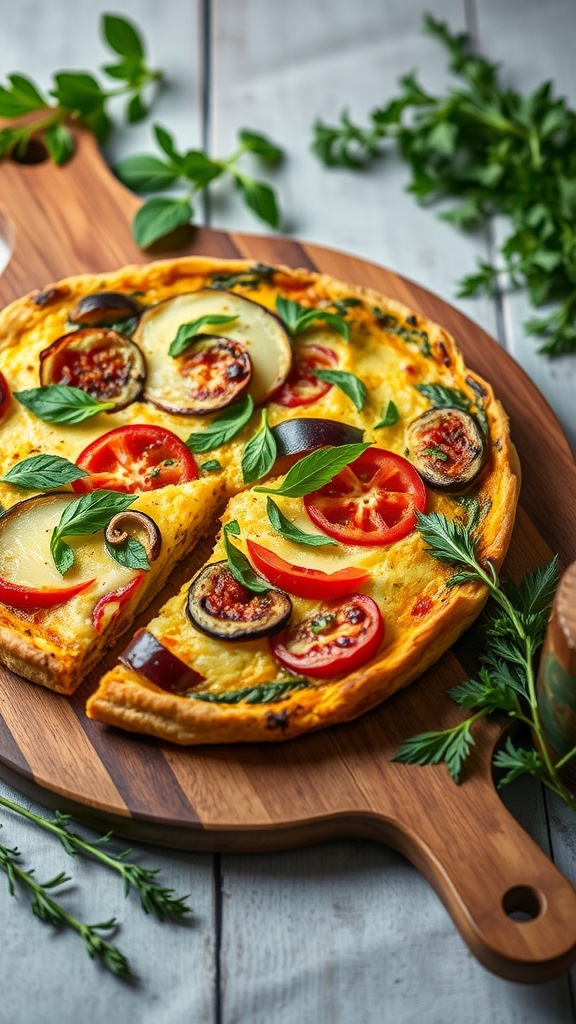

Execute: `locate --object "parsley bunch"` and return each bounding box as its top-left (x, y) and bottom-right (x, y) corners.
top-left (312, 15), bottom-right (576, 356)
top-left (115, 126), bottom-right (284, 247)
top-left (394, 511), bottom-right (576, 812)
top-left (0, 14), bottom-right (162, 165)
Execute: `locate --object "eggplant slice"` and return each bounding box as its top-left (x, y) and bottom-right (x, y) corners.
top-left (69, 291), bottom-right (144, 327)
top-left (40, 328), bottom-right (146, 411)
top-left (405, 407), bottom-right (486, 491)
top-left (187, 560), bottom-right (292, 641)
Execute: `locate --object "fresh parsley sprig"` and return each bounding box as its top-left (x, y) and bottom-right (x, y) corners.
top-left (116, 126), bottom-right (283, 248)
top-left (255, 442), bottom-right (370, 498)
top-left (50, 490), bottom-right (136, 575)
top-left (312, 14), bottom-right (576, 356)
top-left (0, 797), bottom-right (189, 922)
top-left (275, 296), bottom-right (349, 342)
top-left (393, 512), bottom-right (576, 810)
top-left (0, 837), bottom-right (130, 976)
top-left (0, 14), bottom-right (162, 165)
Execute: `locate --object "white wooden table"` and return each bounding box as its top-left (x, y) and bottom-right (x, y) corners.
top-left (1, 1), bottom-right (575, 1020)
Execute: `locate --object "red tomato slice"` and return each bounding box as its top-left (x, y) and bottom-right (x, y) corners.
top-left (304, 449), bottom-right (427, 545)
top-left (271, 343), bottom-right (337, 407)
top-left (72, 424), bottom-right (198, 494)
top-left (0, 575), bottom-right (95, 611)
top-left (270, 593), bottom-right (384, 678)
top-left (246, 540), bottom-right (370, 599)
top-left (92, 573), bottom-right (144, 633)
top-left (0, 370), bottom-right (11, 421)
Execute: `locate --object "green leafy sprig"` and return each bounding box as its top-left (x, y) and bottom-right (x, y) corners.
top-left (375, 400), bottom-right (399, 428)
top-left (185, 395), bottom-right (254, 454)
top-left (255, 442), bottom-right (370, 499)
top-left (312, 368), bottom-right (367, 411)
top-left (241, 410), bottom-right (277, 484)
top-left (190, 678), bottom-right (309, 705)
top-left (222, 521), bottom-right (270, 594)
top-left (116, 126), bottom-right (284, 248)
top-left (312, 14), bottom-right (576, 356)
top-left (50, 490), bottom-right (135, 575)
top-left (266, 497), bottom-right (337, 547)
top-left (275, 296), bottom-right (349, 342)
top-left (14, 386), bottom-right (115, 424)
top-left (0, 14), bottom-right (162, 164)
top-left (0, 454), bottom-right (89, 489)
top-left (392, 512), bottom-right (576, 810)
top-left (168, 314), bottom-right (238, 358)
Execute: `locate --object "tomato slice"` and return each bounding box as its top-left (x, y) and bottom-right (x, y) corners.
top-left (304, 449), bottom-right (427, 545)
top-left (246, 540), bottom-right (370, 599)
top-left (92, 573), bottom-right (144, 633)
top-left (271, 343), bottom-right (337, 407)
top-left (72, 424), bottom-right (199, 493)
top-left (0, 576), bottom-right (95, 611)
top-left (0, 371), bottom-right (11, 421)
top-left (270, 593), bottom-right (384, 678)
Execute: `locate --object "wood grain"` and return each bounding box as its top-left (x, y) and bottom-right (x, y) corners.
top-left (0, 123), bottom-right (575, 984)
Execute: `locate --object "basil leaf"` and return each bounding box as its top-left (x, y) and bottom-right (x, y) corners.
top-left (185, 395), bottom-right (254, 453)
top-left (223, 531), bottom-right (270, 594)
top-left (275, 296), bottom-right (349, 341)
top-left (1, 454), bottom-right (89, 490)
top-left (14, 386), bottom-right (115, 424)
top-left (375, 400), bottom-right (400, 428)
top-left (102, 14), bottom-right (145, 59)
top-left (201, 460), bottom-right (222, 472)
top-left (44, 124), bottom-right (74, 166)
top-left (235, 175), bottom-right (280, 228)
top-left (313, 369), bottom-right (366, 411)
top-left (415, 384), bottom-right (471, 412)
top-left (189, 679), bottom-right (309, 705)
top-left (241, 410), bottom-right (277, 484)
top-left (266, 497), bottom-right (337, 547)
top-left (224, 520), bottom-right (241, 537)
top-left (182, 150), bottom-right (222, 187)
top-left (255, 442), bottom-right (371, 498)
top-left (52, 73), bottom-right (105, 116)
top-left (51, 490), bottom-right (136, 575)
top-left (0, 74), bottom-right (46, 118)
top-left (115, 154), bottom-right (178, 193)
top-left (210, 264), bottom-right (276, 290)
top-left (105, 536), bottom-right (150, 571)
top-left (168, 314), bottom-right (238, 358)
top-left (132, 197), bottom-right (193, 248)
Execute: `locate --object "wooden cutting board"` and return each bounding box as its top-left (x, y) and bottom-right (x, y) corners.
top-left (0, 127), bottom-right (575, 985)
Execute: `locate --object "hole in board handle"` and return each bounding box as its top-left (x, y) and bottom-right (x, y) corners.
top-left (10, 137), bottom-right (49, 165)
top-left (502, 885), bottom-right (545, 922)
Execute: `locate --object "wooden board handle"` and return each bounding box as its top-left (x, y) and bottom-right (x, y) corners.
top-left (359, 763), bottom-right (576, 982)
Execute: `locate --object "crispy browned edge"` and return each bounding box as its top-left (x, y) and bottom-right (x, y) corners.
top-left (82, 255), bottom-right (521, 743)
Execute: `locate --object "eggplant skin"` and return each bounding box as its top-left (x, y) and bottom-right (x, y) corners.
top-left (406, 407), bottom-right (487, 491)
top-left (69, 291), bottom-right (143, 326)
top-left (187, 561), bottom-right (292, 642)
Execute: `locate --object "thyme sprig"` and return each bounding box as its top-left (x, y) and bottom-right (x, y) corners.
top-left (312, 14), bottom-right (576, 356)
top-left (393, 512), bottom-right (576, 810)
top-left (0, 796), bottom-right (190, 922)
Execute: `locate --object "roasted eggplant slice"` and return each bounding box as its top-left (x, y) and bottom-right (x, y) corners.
top-left (69, 291), bottom-right (143, 326)
top-left (271, 418), bottom-right (364, 474)
top-left (40, 328), bottom-right (146, 411)
top-left (187, 560), bottom-right (292, 641)
top-left (119, 628), bottom-right (204, 693)
top-left (136, 289), bottom-right (292, 410)
top-left (405, 407), bottom-right (486, 491)
top-left (148, 336), bottom-right (252, 415)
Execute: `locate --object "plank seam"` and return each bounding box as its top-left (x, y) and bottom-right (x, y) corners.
top-left (214, 852), bottom-right (223, 1024)
top-left (200, 0), bottom-right (212, 227)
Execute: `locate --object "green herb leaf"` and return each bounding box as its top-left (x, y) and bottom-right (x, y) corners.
top-left (50, 491), bottom-right (135, 575)
top-left (115, 154), bottom-right (179, 192)
top-left (492, 738), bottom-right (545, 788)
top-left (41, 123), bottom-right (73, 165)
top-left (168, 314), bottom-right (238, 358)
top-left (255, 442), bottom-right (370, 498)
top-left (189, 679), bottom-right (309, 705)
top-left (0, 454), bottom-right (89, 490)
top-left (415, 510), bottom-right (480, 574)
top-left (241, 410), bottom-right (277, 484)
top-left (102, 14), bottom-right (145, 59)
top-left (14, 386), bottom-right (115, 424)
top-left (0, 74), bottom-right (47, 117)
top-left (200, 460), bottom-right (222, 472)
top-left (223, 530), bottom-right (270, 594)
top-left (276, 296), bottom-right (349, 341)
top-left (224, 519), bottom-right (241, 537)
top-left (393, 719), bottom-right (478, 784)
top-left (422, 445), bottom-right (449, 462)
top-left (238, 129), bottom-right (283, 163)
top-left (105, 536), bottom-right (149, 571)
top-left (185, 395), bottom-right (254, 453)
top-left (210, 264), bottom-right (276, 290)
top-left (51, 72), bottom-right (105, 115)
top-left (266, 497), bottom-right (337, 547)
top-left (312, 369), bottom-right (366, 411)
top-left (235, 176), bottom-right (280, 228)
top-left (132, 197), bottom-right (193, 248)
top-left (415, 384), bottom-right (471, 412)
top-left (375, 400), bottom-right (399, 428)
